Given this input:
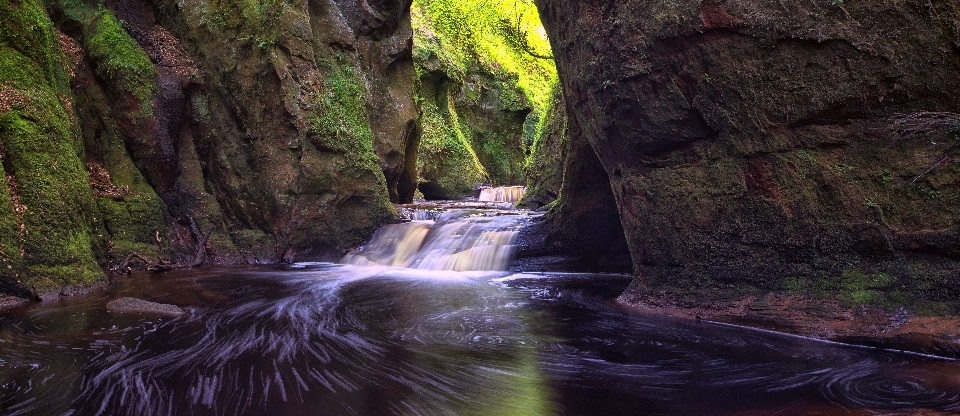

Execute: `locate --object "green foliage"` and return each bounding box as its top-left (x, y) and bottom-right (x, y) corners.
top-left (413, 0), bottom-right (559, 193)
top-left (413, 0), bottom-right (556, 111)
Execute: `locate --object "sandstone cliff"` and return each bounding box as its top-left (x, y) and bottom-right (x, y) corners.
top-left (535, 0), bottom-right (960, 317)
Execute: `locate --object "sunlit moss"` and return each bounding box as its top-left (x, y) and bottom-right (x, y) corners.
top-left (412, 0), bottom-right (556, 114)
top-left (413, 0), bottom-right (558, 194)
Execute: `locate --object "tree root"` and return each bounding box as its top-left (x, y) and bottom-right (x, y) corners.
top-left (111, 223), bottom-right (215, 274)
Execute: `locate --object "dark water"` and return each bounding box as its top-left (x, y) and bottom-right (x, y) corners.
top-left (1, 264), bottom-right (959, 415)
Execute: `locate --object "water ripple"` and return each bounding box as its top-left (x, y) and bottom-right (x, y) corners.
top-left (0, 267), bottom-right (959, 415)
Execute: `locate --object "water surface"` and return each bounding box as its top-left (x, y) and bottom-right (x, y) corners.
top-left (1, 264), bottom-right (959, 415)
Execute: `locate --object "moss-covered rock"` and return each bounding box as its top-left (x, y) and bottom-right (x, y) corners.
top-left (535, 0), bottom-right (960, 314)
top-left (0, 0), bottom-right (420, 298)
top-left (146, 0), bottom-right (399, 257)
top-left (336, 0), bottom-right (421, 204)
top-left (412, 0), bottom-right (555, 199)
top-left (0, 0), bottom-right (104, 295)
top-left (519, 84), bottom-right (565, 209)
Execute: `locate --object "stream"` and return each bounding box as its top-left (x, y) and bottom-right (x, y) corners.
top-left (1, 205), bottom-right (959, 415)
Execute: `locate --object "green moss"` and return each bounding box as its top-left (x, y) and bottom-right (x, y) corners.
top-left (833, 270), bottom-right (895, 306)
top-left (413, 0), bottom-right (559, 193)
top-left (54, 2), bottom-right (158, 117)
top-left (413, 0), bottom-right (555, 110)
top-left (88, 12), bottom-right (155, 103)
top-left (520, 84), bottom-right (566, 208)
top-left (417, 84), bottom-right (489, 197)
top-left (97, 194), bottom-right (164, 257)
top-left (0, 0), bottom-right (105, 293)
top-left (311, 58), bottom-right (373, 155)
top-left (0, 179), bottom-right (25, 288)
top-left (309, 59), bottom-right (381, 174)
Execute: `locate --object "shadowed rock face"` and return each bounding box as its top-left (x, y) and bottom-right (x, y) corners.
top-left (1, 0), bottom-right (418, 298)
top-left (137, 0), bottom-right (416, 261)
top-left (515, 94), bottom-right (631, 274)
top-left (334, 0), bottom-right (420, 204)
top-left (535, 0), bottom-right (960, 311)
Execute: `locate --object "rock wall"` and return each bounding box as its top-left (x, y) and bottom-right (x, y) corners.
top-left (519, 84), bottom-right (565, 210)
top-left (0, 0), bottom-right (418, 299)
top-left (411, 0), bottom-right (555, 200)
top-left (535, 0), bottom-right (960, 313)
top-left (414, 34), bottom-right (530, 199)
top-left (335, 0), bottom-right (420, 204)
top-left (0, 0), bottom-right (105, 297)
top-left (515, 91), bottom-right (631, 273)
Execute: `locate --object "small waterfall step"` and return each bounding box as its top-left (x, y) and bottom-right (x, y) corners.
top-left (478, 186), bottom-right (525, 203)
top-left (343, 207), bottom-right (535, 272)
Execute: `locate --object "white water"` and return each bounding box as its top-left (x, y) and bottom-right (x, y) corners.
top-left (478, 186), bottom-right (525, 203)
top-left (342, 211), bottom-right (523, 271)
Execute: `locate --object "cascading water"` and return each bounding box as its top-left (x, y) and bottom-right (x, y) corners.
top-left (342, 210), bottom-right (523, 271)
top-left (2, 211), bottom-right (960, 415)
top-left (478, 186), bottom-right (525, 203)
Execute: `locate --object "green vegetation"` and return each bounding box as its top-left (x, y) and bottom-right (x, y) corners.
top-left (417, 92), bottom-right (489, 196)
top-left (412, 0), bottom-right (558, 197)
top-left (52, 0), bottom-right (168, 261)
top-left (311, 57), bottom-right (377, 159)
top-left (0, 0), bottom-right (104, 292)
top-left (56, 0), bottom-right (157, 116)
top-left (414, 0), bottom-right (555, 110)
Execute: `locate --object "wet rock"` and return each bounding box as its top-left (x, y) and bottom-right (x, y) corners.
top-left (1, 0), bottom-right (419, 299)
top-left (107, 297), bottom-right (185, 316)
top-left (514, 95), bottom-right (631, 274)
top-left (536, 0), bottom-right (960, 311)
top-left (617, 291), bottom-right (960, 358)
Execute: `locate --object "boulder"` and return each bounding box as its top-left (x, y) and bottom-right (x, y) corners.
top-left (107, 297), bottom-right (185, 316)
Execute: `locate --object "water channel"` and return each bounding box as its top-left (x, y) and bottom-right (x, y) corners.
top-left (1, 203), bottom-right (959, 415)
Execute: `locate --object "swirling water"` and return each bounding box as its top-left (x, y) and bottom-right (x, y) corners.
top-left (1, 265), bottom-right (959, 415)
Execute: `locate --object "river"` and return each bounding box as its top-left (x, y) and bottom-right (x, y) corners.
top-left (1, 206), bottom-right (959, 415)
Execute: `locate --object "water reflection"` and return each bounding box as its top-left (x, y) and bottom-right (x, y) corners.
top-left (0, 266), bottom-right (958, 415)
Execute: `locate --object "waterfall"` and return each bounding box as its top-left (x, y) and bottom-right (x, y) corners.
top-left (342, 212), bottom-right (521, 271)
top-left (478, 186), bottom-right (526, 203)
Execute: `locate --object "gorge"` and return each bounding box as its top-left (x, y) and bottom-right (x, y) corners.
top-left (2, 0), bottom-right (960, 412)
